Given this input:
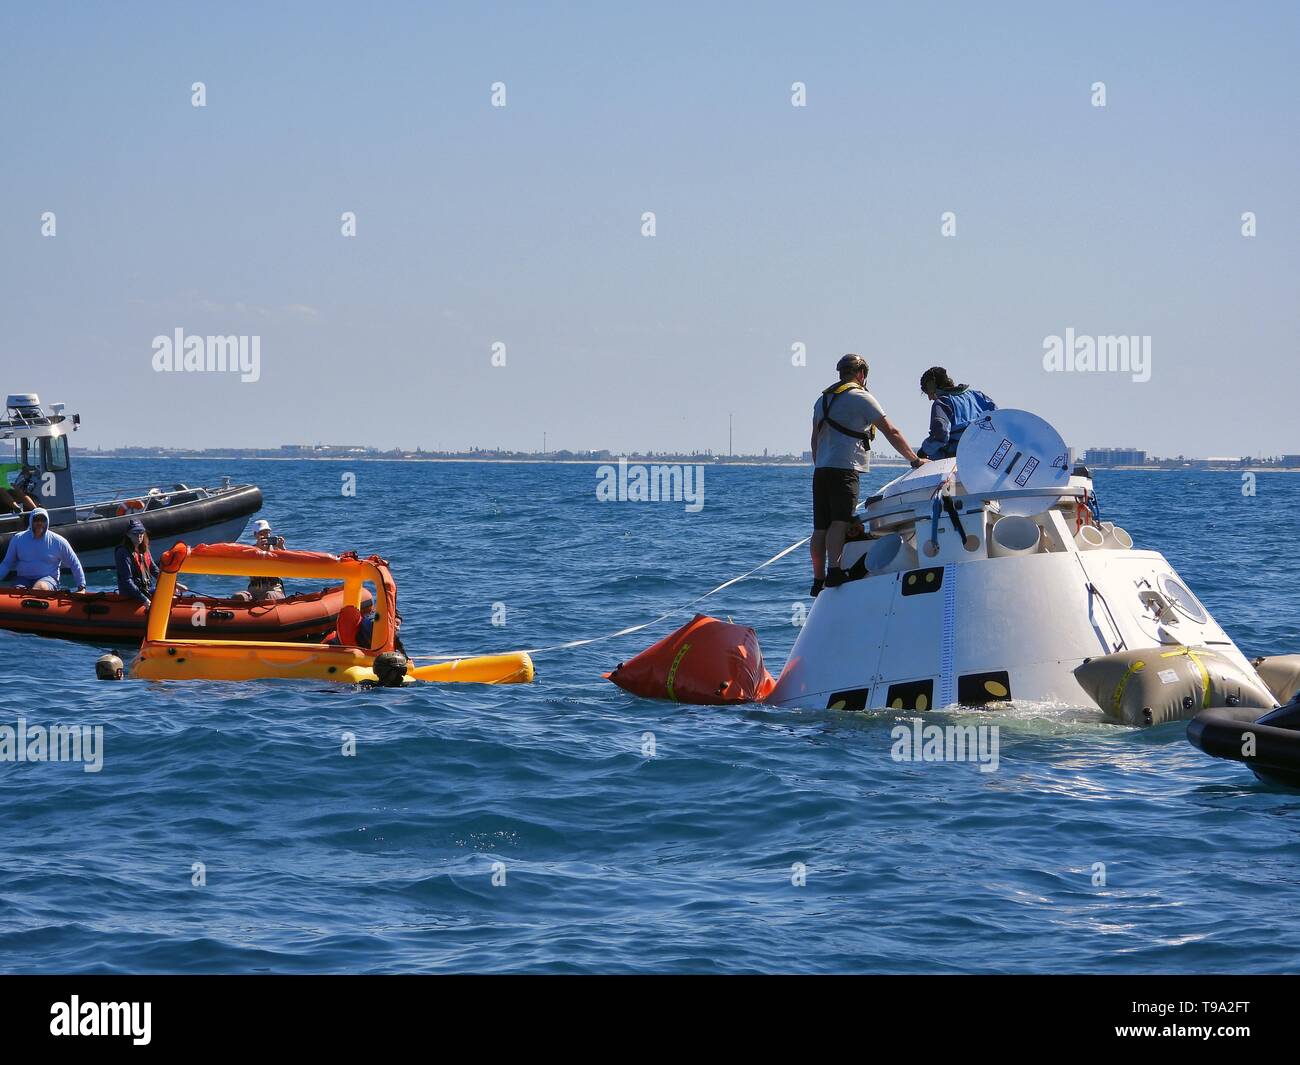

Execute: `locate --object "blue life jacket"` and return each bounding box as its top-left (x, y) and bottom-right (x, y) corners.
top-left (927, 387), bottom-right (997, 458)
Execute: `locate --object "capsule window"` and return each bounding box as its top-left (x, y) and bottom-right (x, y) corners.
top-left (826, 688), bottom-right (869, 711)
top-left (885, 679), bottom-right (934, 711)
top-left (901, 567), bottom-right (944, 597)
top-left (957, 671), bottom-right (1012, 705)
top-left (1157, 575), bottom-right (1208, 624)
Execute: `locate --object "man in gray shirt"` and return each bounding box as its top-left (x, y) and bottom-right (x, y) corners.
top-left (810, 354), bottom-right (925, 595)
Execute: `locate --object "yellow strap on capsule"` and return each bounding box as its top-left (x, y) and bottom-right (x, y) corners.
top-left (1160, 646), bottom-right (1215, 709)
top-left (1111, 659), bottom-right (1146, 717)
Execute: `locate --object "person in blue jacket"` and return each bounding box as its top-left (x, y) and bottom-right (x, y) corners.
top-left (115, 519), bottom-right (159, 609)
top-left (917, 367), bottom-right (998, 460)
top-left (0, 507), bottom-right (87, 592)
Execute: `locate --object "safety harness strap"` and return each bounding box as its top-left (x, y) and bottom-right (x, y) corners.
top-left (818, 384), bottom-right (877, 445)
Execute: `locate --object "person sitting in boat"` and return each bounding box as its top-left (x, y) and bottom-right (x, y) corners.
top-left (0, 465), bottom-right (39, 515)
top-left (233, 519), bottom-right (287, 602)
top-left (917, 367), bottom-right (997, 460)
top-left (115, 519), bottom-right (160, 610)
top-left (811, 354), bottom-right (926, 595)
top-left (0, 483), bottom-right (28, 515)
top-left (0, 507), bottom-right (87, 592)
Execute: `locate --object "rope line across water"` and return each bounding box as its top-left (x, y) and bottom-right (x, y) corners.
top-left (405, 535), bottom-right (811, 661)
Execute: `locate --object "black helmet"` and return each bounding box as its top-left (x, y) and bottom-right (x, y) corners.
top-left (836, 354), bottom-right (868, 378)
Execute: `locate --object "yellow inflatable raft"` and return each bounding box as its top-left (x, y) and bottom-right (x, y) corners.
top-left (129, 542), bottom-right (534, 686)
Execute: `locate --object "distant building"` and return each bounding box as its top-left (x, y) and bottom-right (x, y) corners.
top-left (1084, 447), bottom-right (1147, 467)
top-left (1281, 455), bottom-right (1300, 468)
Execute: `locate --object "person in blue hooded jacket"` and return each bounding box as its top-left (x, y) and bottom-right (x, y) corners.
top-left (917, 367), bottom-right (998, 460)
top-left (0, 507), bottom-right (87, 592)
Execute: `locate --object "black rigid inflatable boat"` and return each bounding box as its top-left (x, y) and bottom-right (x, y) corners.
top-left (1188, 697), bottom-right (1300, 788)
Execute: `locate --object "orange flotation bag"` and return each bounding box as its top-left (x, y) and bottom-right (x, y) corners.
top-left (325, 604), bottom-right (363, 646)
top-left (604, 614), bottom-right (776, 705)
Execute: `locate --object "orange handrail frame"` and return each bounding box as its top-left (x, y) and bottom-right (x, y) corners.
top-left (147, 543), bottom-right (399, 652)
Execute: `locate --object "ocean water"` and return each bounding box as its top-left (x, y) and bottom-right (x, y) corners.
top-left (2, 459), bottom-right (1298, 974)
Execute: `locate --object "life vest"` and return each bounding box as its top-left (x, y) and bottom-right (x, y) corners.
top-left (817, 382), bottom-right (877, 447)
top-left (133, 548), bottom-right (154, 595)
top-left (933, 387), bottom-right (997, 455)
top-left (325, 604), bottom-right (363, 646)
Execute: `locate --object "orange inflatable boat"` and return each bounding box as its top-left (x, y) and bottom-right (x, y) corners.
top-left (605, 614), bottom-right (776, 704)
top-left (0, 584), bottom-right (367, 644)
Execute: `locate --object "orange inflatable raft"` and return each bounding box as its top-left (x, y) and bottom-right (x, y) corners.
top-left (130, 542), bottom-right (534, 686)
top-left (605, 614), bottom-right (775, 704)
top-left (0, 584), bottom-right (367, 644)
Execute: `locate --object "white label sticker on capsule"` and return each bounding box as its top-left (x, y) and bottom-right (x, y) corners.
top-left (1158, 669), bottom-right (1179, 684)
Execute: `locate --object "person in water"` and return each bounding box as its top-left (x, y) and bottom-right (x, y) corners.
top-left (115, 519), bottom-right (160, 610)
top-left (0, 465), bottom-right (39, 515)
top-left (233, 518), bottom-right (286, 601)
top-left (917, 367), bottom-right (997, 460)
top-left (811, 354), bottom-right (926, 596)
top-left (0, 507), bottom-right (87, 592)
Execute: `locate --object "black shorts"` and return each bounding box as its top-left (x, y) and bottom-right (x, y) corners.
top-left (812, 467), bottom-right (860, 530)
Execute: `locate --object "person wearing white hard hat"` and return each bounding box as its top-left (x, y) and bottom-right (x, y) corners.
top-left (232, 518), bottom-right (286, 601)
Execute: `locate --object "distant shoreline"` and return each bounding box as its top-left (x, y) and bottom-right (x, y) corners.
top-left (73, 454), bottom-right (839, 469)
top-left (72, 454), bottom-right (1300, 472)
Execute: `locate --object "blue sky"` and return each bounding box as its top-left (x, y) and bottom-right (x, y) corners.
top-left (2, 1), bottom-right (1296, 456)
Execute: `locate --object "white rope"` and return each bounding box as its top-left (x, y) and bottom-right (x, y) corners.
top-left (406, 534), bottom-right (811, 661)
